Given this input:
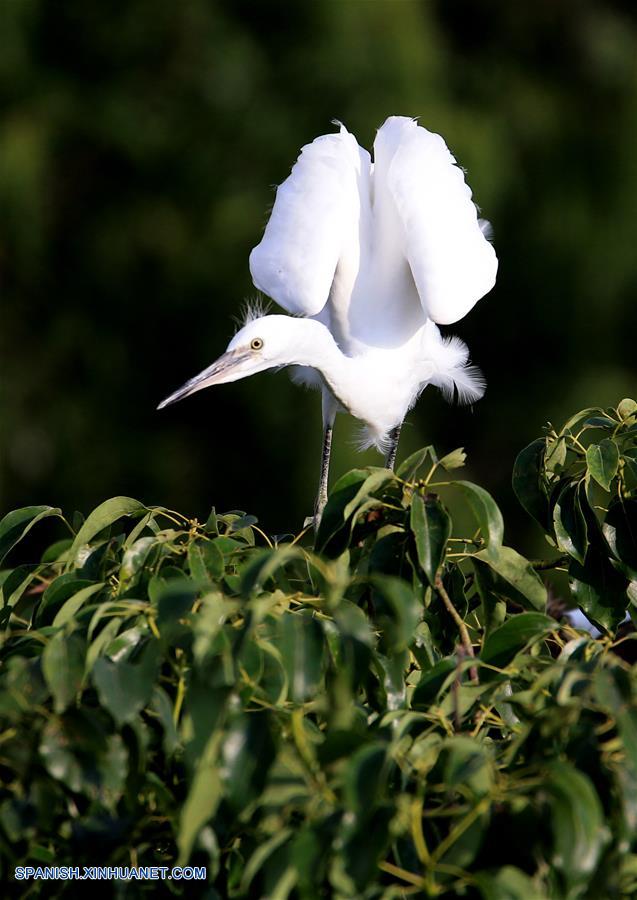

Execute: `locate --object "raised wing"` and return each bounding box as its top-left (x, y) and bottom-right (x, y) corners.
top-left (379, 117), bottom-right (497, 325)
top-left (249, 124), bottom-right (367, 317)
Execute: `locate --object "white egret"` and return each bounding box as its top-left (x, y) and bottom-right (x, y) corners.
top-left (158, 116), bottom-right (497, 523)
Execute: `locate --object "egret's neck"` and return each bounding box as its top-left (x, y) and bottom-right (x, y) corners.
top-left (284, 318), bottom-right (349, 388)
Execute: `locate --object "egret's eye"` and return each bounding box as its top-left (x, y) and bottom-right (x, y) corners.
top-left (250, 338), bottom-right (264, 351)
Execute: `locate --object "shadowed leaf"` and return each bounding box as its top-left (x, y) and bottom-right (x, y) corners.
top-left (410, 492), bottom-right (451, 585)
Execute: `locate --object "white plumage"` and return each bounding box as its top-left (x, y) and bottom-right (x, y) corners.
top-left (158, 116), bottom-right (498, 523)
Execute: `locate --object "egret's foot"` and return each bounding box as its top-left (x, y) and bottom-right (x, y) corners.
top-left (384, 423), bottom-right (402, 470)
top-left (313, 492), bottom-right (328, 533)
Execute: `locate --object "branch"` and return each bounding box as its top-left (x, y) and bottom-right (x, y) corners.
top-left (530, 555), bottom-right (570, 571)
top-left (435, 574), bottom-right (479, 684)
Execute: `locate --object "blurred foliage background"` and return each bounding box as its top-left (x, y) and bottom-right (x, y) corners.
top-left (2, 0), bottom-right (636, 544)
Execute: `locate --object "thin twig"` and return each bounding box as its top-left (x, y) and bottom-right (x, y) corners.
top-left (529, 555), bottom-right (569, 571)
top-left (435, 573), bottom-right (479, 684)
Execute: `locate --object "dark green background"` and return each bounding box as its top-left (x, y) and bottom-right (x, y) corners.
top-left (2, 0), bottom-right (636, 543)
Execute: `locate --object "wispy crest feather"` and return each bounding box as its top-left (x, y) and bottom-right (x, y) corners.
top-left (234, 296), bottom-right (271, 329)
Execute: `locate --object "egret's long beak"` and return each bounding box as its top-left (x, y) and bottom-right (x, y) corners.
top-left (157, 348), bottom-right (252, 410)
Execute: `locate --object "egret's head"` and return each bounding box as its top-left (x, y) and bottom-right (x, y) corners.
top-left (157, 315), bottom-right (301, 410)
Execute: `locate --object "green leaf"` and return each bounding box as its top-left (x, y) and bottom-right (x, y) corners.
top-left (512, 439), bottom-right (549, 528)
top-left (473, 546), bottom-right (547, 610)
top-left (332, 805), bottom-right (394, 894)
top-left (396, 445), bottom-right (435, 481)
top-left (586, 439), bottom-right (620, 491)
top-left (437, 447), bottom-right (467, 470)
top-left (53, 582), bottom-right (105, 627)
top-left (441, 735), bottom-right (492, 798)
top-left (0, 506), bottom-right (62, 564)
top-left (229, 513), bottom-right (258, 533)
top-left (603, 499), bottom-right (637, 578)
top-left (544, 436), bottom-right (567, 473)
top-left (91, 641), bottom-right (159, 726)
top-left (220, 712), bottom-right (276, 813)
top-left (241, 828), bottom-right (294, 895)
top-left (475, 866), bottom-right (544, 900)
top-left (618, 398), bottom-right (637, 421)
top-left (595, 668), bottom-right (637, 776)
top-left (369, 575), bottom-right (421, 653)
top-left (280, 612), bottom-right (324, 702)
top-left (1, 564), bottom-right (40, 609)
top-left (561, 406), bottom-right (607, 432)
top-left (545, 762), bottom-right (608, 885)
top-left (569, 545), bottom-right (628, 634)
top-left (343, 468), bottom-right (394, 520)
top-left (152, 576), bottom-right (197, 632)
top-left (343, 743), bottom-right (387, 817)
top-left (481, 612), bottom-right (556, 670)
top-left (188, 539), bottom-right (224, 584)
top-left (412, 658), bottom-right (457, 707)
top-left (315, 468), bottom-right (372, 554)
top-left (455, 481), bottom-right (504, 551)
top-left (553, 481), bottom-right (588, 565)
top-left (582, 416), bottom-right (617, 431)
top-left (410, 493), bottom-right (451, 585)
top-left (42, 631), bottom-right (85, 713)
top-left (119, 536), bottom-right (156, 591)
top-left (240, 546), bottom-right (300, 599)
top-left (39, 720), bottom-right (84, 792)
top-left (37, 573), bottom-right (96, 625)
top-left (150, 686), bottom-right (180, 757)
top-left (472, 560), bottom-right (507, 634)
top-left (68, 497), bottom-right (147, 562)
top-left (177, 733), bottom-right (223, 865)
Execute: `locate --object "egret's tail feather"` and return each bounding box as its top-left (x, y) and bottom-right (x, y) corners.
top-left (433, 363), bottom-right (486, 405)
top-left (423, 321), bottom-right (486, 406)
top-left (353, 425), bottom-right (394, 455)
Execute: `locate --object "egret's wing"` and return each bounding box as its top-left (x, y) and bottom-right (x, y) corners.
top-left (250, 124), bottom-right (367, 317)
top-left (379, 117), bottom-right (497, 325)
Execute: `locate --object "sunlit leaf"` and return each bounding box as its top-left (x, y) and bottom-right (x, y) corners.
top-left (455, 481), bottom-right (504, 551)
top-left (586, 440), bottom-right (620, 491)
top-left (553, 481), bottom-right (588, 565)
top-left (437, 447), bottom-right (467, 470)
top-left (603, 499), bottom-right (637, 579)
top-left (618, 399), bottom-right (637, 421)
top-left (396, 445), bottom-right (436, 481)
top-left (481, 612), bottom-right (556, 670)
top-left (188, 539), bottom-right (224, 584)
top-left (68, 497), bottom-right (147, 562)
top-left (473, 546), bottom-right (547, 610)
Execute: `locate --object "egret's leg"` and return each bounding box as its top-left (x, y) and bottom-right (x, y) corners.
top-left (385, 423), bottom-right (402, 470)
top-left (314, 423), bottom-right (333, 529)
